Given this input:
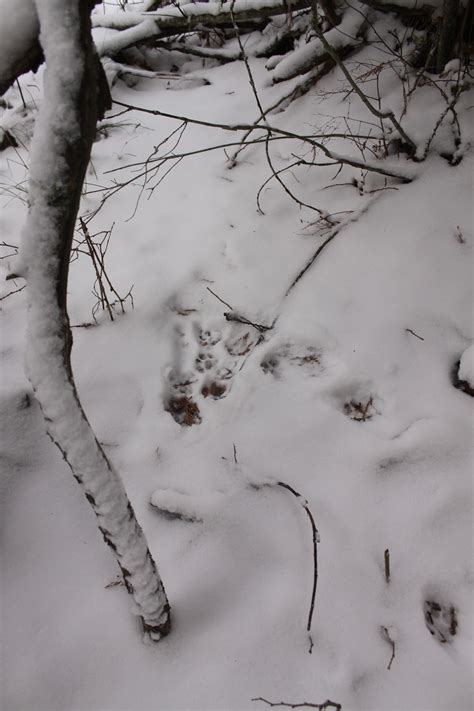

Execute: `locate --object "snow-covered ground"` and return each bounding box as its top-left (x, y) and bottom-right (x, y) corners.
top-left (1, 18), bottom-right (473, 711)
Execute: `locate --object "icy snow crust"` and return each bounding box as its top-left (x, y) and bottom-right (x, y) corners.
top-left (1, 12), bottom-right (473, 711)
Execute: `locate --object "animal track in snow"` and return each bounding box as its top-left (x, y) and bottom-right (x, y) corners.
top-left (423, 599), bottom-right (458, 644)
top-left (260, 339), bottom-right (384, 424)
top-left (325, 376), bottom-right (382, 423)
top-left (260, 342), bottom-right (323, 379)
top-left (163, 319), bottom-right (261, 426)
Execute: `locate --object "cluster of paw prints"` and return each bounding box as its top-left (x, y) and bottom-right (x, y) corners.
top-left (164, 322), bottom-right (260, 426)
top-left (164, 322), bottom-right (380, 427)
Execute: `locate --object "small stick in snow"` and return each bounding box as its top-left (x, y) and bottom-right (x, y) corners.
top-left (205, 287), bottom-right (274, 334)
top-left (0, 284), bottom-right (26, 301)
top-left (224, 311), bottom-right (274, 334)
top-left (252, 697), bottom-right (342, 710)
top-left (381, 626), bottom-right (396, 670)
top-left (206, 286), bottom-right (234, 310)
top-left (384, 548), bottom-right (390, 583)
top-left (233, 442), bottom-right (238, 464)
top-left (277, 481), bottom-right (319, 652)
top-left (405, 328), bottom-right (424, 341)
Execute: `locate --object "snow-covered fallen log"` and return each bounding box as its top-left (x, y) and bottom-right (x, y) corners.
top-left (270, 4), bottom-right (365, 83)
top-left (92, 0), bottom-right (312, 56)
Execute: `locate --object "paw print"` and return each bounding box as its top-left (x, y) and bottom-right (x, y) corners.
top-left (424, 599), bottom-right (458, 643)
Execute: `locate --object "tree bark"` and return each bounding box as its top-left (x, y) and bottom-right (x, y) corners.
top-left (21, 0), bottom-right (170, 642)
top-left (436, 0), bottom-right (461, 72)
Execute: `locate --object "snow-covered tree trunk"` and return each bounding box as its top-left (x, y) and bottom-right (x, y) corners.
top-left (0, 0), bottom-right (41, 97)
top-left (19, 0), bottom-right (171, 642)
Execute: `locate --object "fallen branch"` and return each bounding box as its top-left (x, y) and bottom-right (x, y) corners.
top-left (93, 0), bottom-right (312, 56)
top-left (286, 195), bottom-right (381, 296)
top-left (227, 59), bottom-right (337, 166)
top-left (206, 286), bottom-right (274, 333)
top-left (270, 5), bottom-right (364, 83)
top-left (0, 284), bottom-right (26, 301)
top-left (156, 41), bottom-right (242, 61)
top-left (277, 481), bottom-right (319, 651)
top-left (111, 100), bottom-right (418, 182)
top-left (225, 311), bottom-right (274, 333)
top-left (252, 697), bottom-right (342, 710)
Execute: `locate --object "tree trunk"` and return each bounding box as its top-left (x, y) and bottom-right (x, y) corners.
top-left (21, 0), bottom-right (170, 642)
top-left (435, 0), bottom-right (461, 72)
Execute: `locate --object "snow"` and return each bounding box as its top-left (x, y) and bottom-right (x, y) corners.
top-left (458, 345), bottom-right (474, 387)
top-left (271, 4), bottom-right (364, 82)
top-left (1, 6), bottom-right (473, 711)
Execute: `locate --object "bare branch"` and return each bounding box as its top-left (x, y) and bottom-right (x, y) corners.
top-left (252, 697), bottom-right (342, 710)
top-left (277, 481), bottom-right (319, 648)
top-left (308, 0), bottom-right (417, 153)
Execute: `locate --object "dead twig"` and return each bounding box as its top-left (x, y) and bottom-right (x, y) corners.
top-left (206, 287), bottom-right (275, 334)
top-left (286, 196), bottom-right (380, 296)
top-left (0, 283), bottom-right (26, 301)
top-left (224, 311), bottom-right (273, 334)
top-left (77, 219), bottom-right (134, 322)
top-left (206, 286), bottom-right (233, 310)
top-left (381, 626), bottom-right (396, 670)
top-left (111, 100), bottom-right (416, 182)
top-left (405, 328), bottom-right (424, 341)
top-left (384, 548), bottom-right (390, 583)
top-left (277, 481), bottom-right (319, 652)
top-left (252, 697), bottom-right (341, 710)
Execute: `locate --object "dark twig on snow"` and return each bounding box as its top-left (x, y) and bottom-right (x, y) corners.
top-left (0, 283), bottom-right (26, 301)
top-left (224, 311), bottom-right (274, 333)
top-left (277, 481), bottom-right (319, 652)
top-left (405, 328), bottom-right (424, 341)
top-left (384, 548), bottom-right (390, 583)
top-left (381, 626), bottom-right (396, 670)
top-left (286, 196), bottom-right (380, 296)
top-left (206, 286), bottom-right (233, 310)
top-left (206, 286), bottom-right (274, 334)
top-left (286, 229), bottom-right (339, 297)
top-left (111, 100), bottom-right (416, 182)
top-left (252, 697), bottom-right (342, 710)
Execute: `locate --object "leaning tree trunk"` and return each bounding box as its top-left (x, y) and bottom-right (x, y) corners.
top-left (20, 0), bottom-right (170, 641)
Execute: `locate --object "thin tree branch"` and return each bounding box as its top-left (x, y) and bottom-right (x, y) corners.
top-left (277, 481), bottom-right (319, 649)
top-left (252, 697), bottom-right (342, 710)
